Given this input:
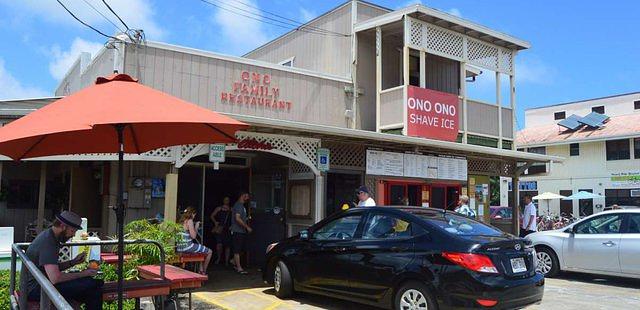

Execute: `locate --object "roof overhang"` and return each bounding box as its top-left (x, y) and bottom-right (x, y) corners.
top-left (354, 4), bottom-right (530, 50)
top-left (517, 132), bottom-right (640, 148)
top-left (223, 113), bottom-right (562, 164)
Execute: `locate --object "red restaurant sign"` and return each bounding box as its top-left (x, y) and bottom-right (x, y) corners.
top-left (406, 86), bottom-right (459, 141)
top-left (220, 71), bottom-right (292, 111)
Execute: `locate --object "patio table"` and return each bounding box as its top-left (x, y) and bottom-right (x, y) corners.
top-left (138, 264), bottom-right (208, 309)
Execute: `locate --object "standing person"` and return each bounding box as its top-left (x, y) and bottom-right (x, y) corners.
top-left (20, 211), bottom-right (103, 310)
top-left (177, 207), bottom-right (213, 275)
top-left (520, 195), bottom-right (537, 237)
top-left (454, 195), bottom-right (476, 217)
top-left (356, 186), bottom-right (376, 207)
top-left (210, 197), bottom-right (232, 266)
top-left (231, 191), bottom-right (252, 275)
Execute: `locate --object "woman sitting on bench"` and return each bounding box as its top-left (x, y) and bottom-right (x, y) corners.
top-left (177, 207), bottom-right (212, 275)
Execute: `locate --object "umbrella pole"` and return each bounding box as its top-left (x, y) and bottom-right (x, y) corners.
top-left (115, 125), bottom-right (125, 310)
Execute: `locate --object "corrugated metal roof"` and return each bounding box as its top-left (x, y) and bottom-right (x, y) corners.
top-left (517, 113), bottom-right (640, 146)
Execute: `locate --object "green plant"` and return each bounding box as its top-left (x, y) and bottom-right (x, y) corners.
top-left (0, 270), bottom-right (18, 310)
top-left (122, 219), bottom-right (183, 265)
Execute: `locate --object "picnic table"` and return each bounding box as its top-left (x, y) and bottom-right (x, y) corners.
top-left (100, 252), bottom-right (132, 264)
top-left (138, 264), bottom-right (208, 309)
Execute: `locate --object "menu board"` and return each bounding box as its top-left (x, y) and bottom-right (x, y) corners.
top-left (367, 150), bottom-right (466, 181)
top-left (366, 150), bottom-right (404, 176)
top-left (437, 156), bottom-right (467, 181)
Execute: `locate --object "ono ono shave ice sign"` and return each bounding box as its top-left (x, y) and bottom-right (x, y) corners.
top-left (220, 71), bottom-right (292, 111)
top-left (406, 86), bottom-right (459, 141)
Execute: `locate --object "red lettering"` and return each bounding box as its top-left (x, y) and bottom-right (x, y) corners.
top-left (233, 82), bottom-right (242, 93)
top-left (250, 97), bottom-right (257, 105)
top-left (286, 102), bottom-right (292, 110)
top-left (272, 87), bottom-right (279, 98)
top-left (237, 138), bottom-right (273, 150)
top-left (241, 84), bottom-right (249, 94)
top-left (241, 71), bottom-right (250, 81)
top-left (219, 72), bottom-right (291, 111)
top-left (251, 85), bottom-right (259, 95)
top-left (221, 92), bottom-right (228, 102)
top-left (252, 73), bottom-right (261, 83)
top-left (263, 75), bottom-right (271, 85)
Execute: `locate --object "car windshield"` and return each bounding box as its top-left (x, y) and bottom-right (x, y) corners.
top-left (413, 211), bottom-right (504, 236)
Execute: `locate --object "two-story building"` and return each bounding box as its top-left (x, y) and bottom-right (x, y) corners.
top-left (0, 1), bottom-right (559, 264)
top-left (516, 92), bottom-right (640, 217)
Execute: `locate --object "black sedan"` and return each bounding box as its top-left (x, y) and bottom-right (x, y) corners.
top-left (263, 207), bottom-right (544, 309)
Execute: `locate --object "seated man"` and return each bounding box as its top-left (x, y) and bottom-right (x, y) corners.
top-left (20, 211), bottom-right (103, 310)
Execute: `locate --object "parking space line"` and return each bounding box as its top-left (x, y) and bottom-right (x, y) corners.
top-left (192, 292), bottom-right (234, 310)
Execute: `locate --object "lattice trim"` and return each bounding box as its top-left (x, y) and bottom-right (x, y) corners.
top-left (468, 158), bottom-right (515, 176)
top-left (425, 23), bottom-right (463, 59)
top-left (324, 142), bottom-right (365, 169)
top-left (467, 38), bottom-right (499, 72)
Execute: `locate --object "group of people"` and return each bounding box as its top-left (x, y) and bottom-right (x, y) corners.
top-left (176, 191), bottom-right (253, 275)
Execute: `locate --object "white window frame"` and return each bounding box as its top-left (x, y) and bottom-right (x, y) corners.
top-left (278, 56), bottom-right (295, 67)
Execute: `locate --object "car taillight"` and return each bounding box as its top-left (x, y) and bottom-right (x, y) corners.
top-left (442, 252), bottom-right (499, 274)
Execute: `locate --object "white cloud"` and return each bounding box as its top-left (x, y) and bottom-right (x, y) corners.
top-left (399, 0), bottom-right (422, 9)
top-left (49, 38), bottom-right (103, 81)
top-left (211, 0), bottom-right (269, 55)
top-left (299, 7), bottom-right (316, 23)
top-left (0, 58), bottom-right (49, 99)
top-left (516, 57), bottom-right (555, 85)
top-left (447, 8), bottom-right (462, 18)
top-left (0, 0), bottom-right (164, 39)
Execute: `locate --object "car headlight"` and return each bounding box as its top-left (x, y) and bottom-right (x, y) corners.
top-left (266, 242), bottom-right (278, 253)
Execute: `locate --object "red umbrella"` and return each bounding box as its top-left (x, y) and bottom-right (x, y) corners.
top-left (0, 74), bottom-right (248, 309)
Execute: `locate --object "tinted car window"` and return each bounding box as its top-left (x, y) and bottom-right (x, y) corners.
top-left (574, 214), bottom-right (623, 234)
top-left (625, 214), bottom-right (640, 233)
top-left (363, 214), bottom-right (412, 239)
top-left (313, 215), bottom-right (361, 240)
top-left (415, 212), bottom-right (503, 236)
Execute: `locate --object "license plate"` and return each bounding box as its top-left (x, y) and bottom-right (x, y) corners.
top-left (510, 257), bottom-right (527, 273)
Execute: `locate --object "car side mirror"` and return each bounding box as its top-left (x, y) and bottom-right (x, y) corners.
top-left (299, 230), bottom-right (310, 241)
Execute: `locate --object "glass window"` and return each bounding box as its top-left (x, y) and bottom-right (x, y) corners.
top-left (527, 147), bottom-right (546, 155)
top-left (363, 214), bottom-right (413, 239)
top-left (606, 139), bottom-right (630, 161)
top-left (592, 106), bottom-right (605, 114)
top-left (313, 215), bottom-right (362, 240)
top-left (574, 214), bottom-right (623, 234)
top-left (554, 111), bottom-right (566, 120)
top-left (415, 212), bottom-right (504, 237)
top-left (634, 138), bottom-right (640, 159)
top-left (626, 214), bottom-right (640, 233)
top-left (635, 100), bottom-right (640, 110)
top-left (570, 143), bottom-right (580, 156)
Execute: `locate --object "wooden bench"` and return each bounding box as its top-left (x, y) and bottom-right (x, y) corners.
top-left (174, 252), bottom-right (207, 272)
top-left (138, 265), bottom-right (208, 309)
top-left (100, 253), bottom-right (132, 264)
top-left (14, 279), bottom-right (171, 309)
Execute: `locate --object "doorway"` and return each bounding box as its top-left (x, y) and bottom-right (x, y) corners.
top-left (385, 182), bottom-right (422, 206)
top-left (326, 172), bottom-right (362, 215)
top-left (430, 184), bottom-right (461, 210)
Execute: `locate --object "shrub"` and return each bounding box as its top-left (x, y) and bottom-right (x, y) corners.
top-left (0, 269), bottom-right (18, 310)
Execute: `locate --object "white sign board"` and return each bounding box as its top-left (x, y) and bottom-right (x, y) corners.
top-left (366, 150), bottom-right (404, 176)
top-left (209, 144), bottom-right (226, 163)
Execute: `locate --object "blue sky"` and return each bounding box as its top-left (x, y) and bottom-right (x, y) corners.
top-left (1, 0), bottom-right (639, 128)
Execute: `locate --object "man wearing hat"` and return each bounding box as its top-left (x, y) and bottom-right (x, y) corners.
top-left (356, 186), bottom-right (376, 207)
top-left (20, 211), bottom-right (103, 309)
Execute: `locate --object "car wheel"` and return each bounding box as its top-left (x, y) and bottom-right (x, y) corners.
top-left (536, 246), bottom-right (560, 277)
top-left (274, 261), bottom-right (294, 298)
top-left (394, 281), bottom-right (437, 310)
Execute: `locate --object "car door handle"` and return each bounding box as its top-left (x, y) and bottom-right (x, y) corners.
top-left (391, 246), bottom-right (409, 252)
top-left (602, 241), bottom-right (616, 247)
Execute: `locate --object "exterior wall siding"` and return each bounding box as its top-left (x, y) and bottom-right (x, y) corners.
top-left (244, 4), bottom-right (353, 78)
top-left (124, 45), bottom-right (353, 128)
top-left (356, 2), bottom-right (389, 23)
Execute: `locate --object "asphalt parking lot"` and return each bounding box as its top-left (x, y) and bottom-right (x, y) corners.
top-left (188, 268), bottom-right (640, 310)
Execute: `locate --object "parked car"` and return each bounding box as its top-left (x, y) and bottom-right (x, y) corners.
top-left (263, 207), bottom-right (544, 309)
top-left (490, 206), bottom-right (513, 220)
top-left (527, 209), bottom-right (640, 279)
top-left (603, 205), bottom-right (639, 212)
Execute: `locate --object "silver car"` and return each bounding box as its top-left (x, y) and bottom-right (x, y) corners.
top-left (527, 209), bottom-right (640, 279)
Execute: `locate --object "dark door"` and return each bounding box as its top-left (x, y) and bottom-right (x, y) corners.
top-left (446, 186), bottom-right (460, 210)
top-left (431, 186), bottom-right (445, 209)
top-left (578, 189), bottom-right (594, 217)
top-left (293, 213), bottom-right (364, 294)
top-left (560, 190), bottom-right (573, 216)
top-left (248, 172), bottom-right (287, 266)
top-left (326, 173), bottom-right (361, 215)
top-left (348, 212), bottom-right (416, 301)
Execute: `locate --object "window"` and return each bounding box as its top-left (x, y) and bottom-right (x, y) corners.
top-left (414, 212), bottom-right (503, 237)
top-left (592, 106), bottom-right (605, 114)
top-left (626, 214), bottom-right (640, 234)
top-left (606, 139), bottom-right (630, 160)
top-left (278, 56), bottom-right (295, 67)
top-left (605, 188), bottom-right (640, 207)
top-left (527, 146), bottom-right (546, 155)
top-left (362, 214), bottom-right (413, 239)
top-left (554, 111), bottom-right (566, 120)
top-left (634, 100), bottom-right (640, 110)
top-left (635, 138), bottom-right (640, 159)
top-left (569, 143), bottom-right (580, 156)
top-left (312, 215), bottom-right (361, 240)
top-left (574, 214), bottom-right (623, 234)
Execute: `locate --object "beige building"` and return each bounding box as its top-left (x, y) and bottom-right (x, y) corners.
top-left (0, 1), bottom-right (558, 264)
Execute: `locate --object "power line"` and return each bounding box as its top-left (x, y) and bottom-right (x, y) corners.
top-left (197, 0), bottom-right (348, 37)
top-left (102, 0), bottom-right (130, 30)
top-left (232, 0), bottom-right (348, 36)
top-left (80, 0), bottom-right (124, 33)
top-left (55, 0), bottom-right (119, 40)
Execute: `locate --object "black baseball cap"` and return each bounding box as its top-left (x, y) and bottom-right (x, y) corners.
top-left (356, 186), bottom-right (370, 194)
